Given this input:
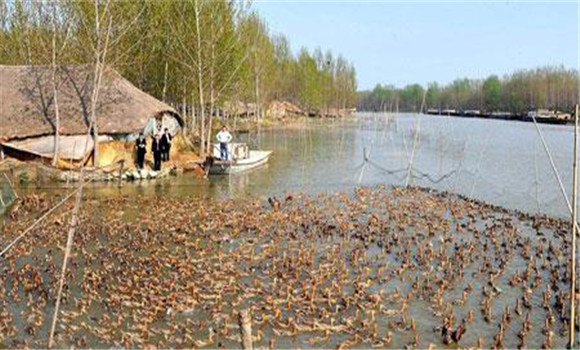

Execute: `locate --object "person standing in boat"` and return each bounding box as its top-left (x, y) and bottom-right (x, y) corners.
top-left (216, 126), bottom-right (232, 160)
top-left (151, 134), bottom-right (162, 171)
top-left (135, 133), bottom-right (147, 169)
top-left (160, 128), bottom-right (172, 162)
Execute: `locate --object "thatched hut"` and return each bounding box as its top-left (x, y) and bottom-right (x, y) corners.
top-left (0, 65), bottom-right (183, 167)
top-left (266, 100), bottom-right (305, 119)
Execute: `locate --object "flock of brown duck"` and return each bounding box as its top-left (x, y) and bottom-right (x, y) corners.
top-left (0, 185), bottom-right (578, 348)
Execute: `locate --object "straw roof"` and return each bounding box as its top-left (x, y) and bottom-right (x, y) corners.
top-left (267, 100), bottom-right (305, 119)
top-left (0, 65), bottom-right (182, 141)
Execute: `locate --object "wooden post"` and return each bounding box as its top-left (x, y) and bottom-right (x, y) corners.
top-left (238, 309), bottom-right (253, 350)
top-left (363, 147), bottom-right (368, 162)
top-left (358, 147), bottom-right (368, 184)
top-left (9, 164), bottom-right (14, 186)
top-left (570, 104), bottom-right (578, 349)
top-left (118, 160), bottom-right (125, 187)
top-left (36, 163), bottom-right (40, 187)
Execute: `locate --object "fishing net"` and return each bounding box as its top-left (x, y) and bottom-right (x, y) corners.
top-left (351, 112), bottom-right (576, 219)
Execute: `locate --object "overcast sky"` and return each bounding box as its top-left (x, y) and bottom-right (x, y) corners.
top-left (254, 1), bottom-right (579, 90)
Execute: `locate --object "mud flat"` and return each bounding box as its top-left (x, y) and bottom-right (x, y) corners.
top-left (0, 186), bottom-right (576, 348)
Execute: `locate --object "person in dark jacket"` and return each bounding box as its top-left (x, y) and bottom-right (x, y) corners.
top-left (152, 134), bottom-right (162, 171)
top-left (135, 133), bottom-right (147, 169)
top-left (160, 128), bottom-right (172, 161)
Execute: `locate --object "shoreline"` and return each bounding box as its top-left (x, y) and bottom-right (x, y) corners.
top-left (426, 110), bottom-right (570, 125)
top-left (0, 115), bottom-right (346, 187)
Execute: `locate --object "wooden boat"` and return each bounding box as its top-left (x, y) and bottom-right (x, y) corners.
top-left (209, 150), bottom-right (272, 175)
top-left (207, 143), bottom-right (272, 175)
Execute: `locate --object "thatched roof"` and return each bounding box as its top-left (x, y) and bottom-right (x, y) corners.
top-left (0, 65), bottom-right (182, 141)
top-left (267, 100), bottom-right (305, 119)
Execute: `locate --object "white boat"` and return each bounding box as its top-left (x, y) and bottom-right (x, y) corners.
top-left (207, 143), bottom-right (272, 175)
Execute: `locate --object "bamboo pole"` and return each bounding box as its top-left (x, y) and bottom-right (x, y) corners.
top-left (118, 159), bottom-right (125, 187)
top-left (238, 309), bottom-right (253, 350)
top-left (570, 104), bottom-right (578, 349)
top-left (405, 118), bottom-right (421, 187)
top-left (532, 115), bottom-right (580, 227)
top-left (48, 169), bottom-right (85, 348)
top-left (358, 147), bottom-right (368, 184)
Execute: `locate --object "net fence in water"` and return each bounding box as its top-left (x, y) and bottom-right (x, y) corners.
top-left (351, 112), bottom-right (578, 219)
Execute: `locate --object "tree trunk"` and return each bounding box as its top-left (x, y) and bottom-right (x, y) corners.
top-left (89, 0), bottom-right (113, 167)
top-left (51, 6), bottom-right (60, 167)
top-left (194, 0), bottom-right (206, 155)
top-left (181, 89), bottom-right (187, 128)
top-left (162, 60), bottom-right (169, 102)
top-left (90, 0), bottom-right (101, 166)
top-left (206, 29), bottom-right (215, 154)
top-left (254, 67), bottom-right (260, 121)
top-left (51, 70), bottom-right (61, 166)
top-left (191, 93), bottom-right (196, 140)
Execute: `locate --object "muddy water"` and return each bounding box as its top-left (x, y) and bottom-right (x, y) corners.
top-left (1, 113), bottom-right (578, 348)
top-left (0, 187), bottom-right (575, 348)
top-left (14, 112), bottom-right (577, 219)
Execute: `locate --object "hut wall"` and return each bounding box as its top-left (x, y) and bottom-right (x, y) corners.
top-left (2, 135), bottom-right (112, 162)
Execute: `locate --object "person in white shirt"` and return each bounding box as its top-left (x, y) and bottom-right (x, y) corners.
top-left (216, 126), bottom-right (233, 160)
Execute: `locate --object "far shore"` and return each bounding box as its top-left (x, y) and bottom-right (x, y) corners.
top-left (361, 109), bottom-right (571, 125)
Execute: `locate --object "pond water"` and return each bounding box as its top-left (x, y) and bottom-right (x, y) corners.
top-left (1, 113), bottom-right (577, 349)
top-left (15, 112), bottom-right (578, 219)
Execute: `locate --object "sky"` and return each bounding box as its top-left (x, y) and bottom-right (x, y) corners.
top-left (254, 1), bottom-right (579, 90)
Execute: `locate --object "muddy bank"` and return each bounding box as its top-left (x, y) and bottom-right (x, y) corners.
top-left (225, 113), bottom-right (344, 134)
top-left (0, 186), bottom-right (577, 348)
top-left (0, 115), bottom-right (334, 186)
top-left (0, 154), bottom-right (201, 186)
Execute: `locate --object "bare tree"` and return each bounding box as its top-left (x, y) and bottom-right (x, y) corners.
top-left (50, 1), bottom-right (72, 166)
top-left (88, 0), bottom-right (113, 166)
top-left (50, 3), bottom-right (61, 166)
top-left (193, 0), bottom-right (207, 154)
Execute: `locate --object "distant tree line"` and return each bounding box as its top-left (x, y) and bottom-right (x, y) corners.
top-left (358, 66), bottom-right (579, 115)
top-left (0, 0), bottom-right (357, 157)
